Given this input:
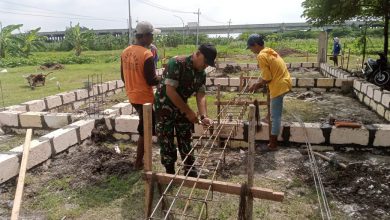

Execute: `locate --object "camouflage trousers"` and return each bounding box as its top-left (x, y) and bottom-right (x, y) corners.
top-left (155, 104), bottom-right (195, 167)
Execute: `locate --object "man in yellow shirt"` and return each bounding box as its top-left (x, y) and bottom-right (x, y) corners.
top-left (247, 34), bottom-right (292, 150)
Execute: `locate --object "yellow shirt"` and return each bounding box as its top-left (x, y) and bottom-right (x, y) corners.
top-left (257, 47), bottom-right (292, 98)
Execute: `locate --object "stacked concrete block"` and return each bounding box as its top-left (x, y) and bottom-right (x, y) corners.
top-left (214, 78), bottom-right (229, 86)
top-left (317, 78), bottom-right (334, 88)
top-left (229, 78), bottom-right (240, 87)
top-left (44, 113), bottom-right (72, 129)
top-left (44, 95), bottom-right (62, 109)
top-left (335, 79), bottom-right (345, 87)
top-left (5, 105), bottom-right (27, 112)
top-left (374, 89), bottom-right (383, 103)
top-left (0, 153), bottom-right (20, 183)
top-left (297, 78), bottom-right (315, 87)
top-left (103, 108), bottom-right (119, 116)
top-left (116, 79), bottom-right (125, 88)
top-left (381, 92), bottom-right (390, 108)
top-left (97, 83), bottom-right (108, 94)
top-left (291, 78), bottom-right (297, 87)
top-left (291, 63), bottom-right (301, 68)
top-left (71, 119), bottom-right (95, 140)
top-left (0, 111), bottom-right (22, 127)
top-left (22, 100), bottom-right (46, 112)
top-left (302, 62), bottom-right (313, 68)
top-left (115, 115), bottom-right (139, 133)
top-left (206, 78), bottom-right (213, 86)
top-left (330, 127), bottom-right (369, 145)
top-left (107, 81), bottom-right (117, 91)
top-left (112, 102), bottom-right (133, 115)
top-left (59, 92), bottom-right (76, 104)
top-left (10, 139), bottom-right (52, 169)
top-left (288, 122), bottom-right (325, 144)
top-left (353, 79), bottom-right (363, 91)
top-left (366, 85), bottom-right (380, 99)
top-left (40, 126), bottom-right (78, 154)
top-left (373, 124), bottom-right (390, 147)
top-left (74, 89), bottom-right (89, 100)
top-left (20, 112), bottom-right (46, 128)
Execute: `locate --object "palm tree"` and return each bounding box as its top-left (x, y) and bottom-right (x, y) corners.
top-left (0, 24), bottom-right (23, 58)
top-left (65, 23), bottom-right (95, 56)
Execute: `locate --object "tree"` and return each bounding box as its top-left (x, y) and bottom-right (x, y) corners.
top-left (302, 0), bottom-right (390, 57)
top-left (0, 24), bottom-right (22, 58)
top-left (18, 27), bottom-right (47, 57)
top-left (64, 23), bottom-right (95, 56)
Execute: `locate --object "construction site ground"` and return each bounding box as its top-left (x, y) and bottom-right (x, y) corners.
top-left (0, 138), bottom-right (388, 219)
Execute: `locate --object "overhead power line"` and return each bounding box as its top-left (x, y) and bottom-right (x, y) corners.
top-left (136, 0), bottom-right (194, 14)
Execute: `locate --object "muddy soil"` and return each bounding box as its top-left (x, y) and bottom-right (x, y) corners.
top-left (283, 90), bottom-right (388, 124)
top-left (297, 151), bottom-right (390, 219)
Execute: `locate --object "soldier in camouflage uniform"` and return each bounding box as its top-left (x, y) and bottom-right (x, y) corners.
top-left (155, 43), bottom-right (217, 176)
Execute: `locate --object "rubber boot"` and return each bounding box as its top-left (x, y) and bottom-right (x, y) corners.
top-left (165, 163), bottom-right (175, 174)
top-left (134, 137), bottom-right (144, 170)
top-left (267, 135), bottom-right (278, 151)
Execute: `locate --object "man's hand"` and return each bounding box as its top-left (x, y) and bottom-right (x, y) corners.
top-left (185, 110), bottom-right (198, 123)
top-left (201, 117), bottom-right (213, 126)
top-left (248, 82), bottom-right (262, 92)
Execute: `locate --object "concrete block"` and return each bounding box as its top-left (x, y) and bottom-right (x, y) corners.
top-left (116, 80), bottom-right (125, 88)
top-left (316, 78), bottom-right (334, 87)
top-left (374, 89), bottom-right (383, 103)
top-left (114, 88), bottom-right (123, 94)
top-left (360, 82), bottom-right (371, 94)
top-left (40, 126), bottom-right (78, 154)
top-left (20, 112), bottom-right (46, 128)
top-left (115, 115), bottom-right (139, 133)
top-left (5, 105), bottom-right (27, 112)
top-left (363, 96), bottom-right (371, 106)
top-left (335, 79), bottom-right (346, 87)
top-left (381, 92), bottom-right (390, 108)
top-left (131, 134), bottom-right (140, 142)
top-left (75, 89), bottom-right (89, 100)
top-left (302, 62), bottom-right (313, 68)
top-left (103, 108), bottom-right (119, 116)
top-left (89, 85), bottom-right (99, 96)
top-left (105, 91), bottom-right (115, 97)
top-left (72, 100), bottom-right (85, 110)
top-left (214, 78), bottom-right (229, 86)
top-left (0, 154), bottom-right (20, 184)
top-left (0, 111), bottom-right (21, 127)
top-left (206, 78), bottom-right (213, 86)
top-left (10, 139), bottom-right (51, 169)
top-left (370, 101), bottom-right (377, 111)
top-left (366, 85), bottom-right (380, 99)
top-left (297, 78), bottom-right (315, 87)
top-left (289, 122), bottom-right (325, 144)
top-left (330, 127), bottom-right (369, 145)
top-left (97, 83), bottom-right (108, 94)
top-left (71, 119), bottom-right (95, 140)
top-left (385, 110), bottom-right (390, 122)
top-left (291, 78), bottom-right (297, 87)
top-left (376, 104), bottom-right (386, 117)
top-left (311, 88), bottom-right (327, 93)
top-left (44, 95), bottom-right (62, 109)
top-left (44, 113), bottom-right (71, 129)
top-left (291, 63), bottom-right (301, 68)
top-left (229, 78), bottom-right (240, 87)
top-left (357, 92), bottom-right (364, 102)
top-left (107, 81), bottom-right (117, 91)
top-left (59, 92), bottom-right (76, 104)
top-left (217, 63), bottom-right (227, 69)
top-left (373, 124), bottom-right (390, 147)
top-left (112, 103), bottom-right (133, 115)
top-left (22, 100), bottom-right (46, 112)
top-left (353, 79), bottom-right (363, 91)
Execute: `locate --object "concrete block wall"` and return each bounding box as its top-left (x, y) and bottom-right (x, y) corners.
top-left (0, 111), bottom-right (74, 129)
top-left (320, 63), bottom-right (390, 122)
top-left (0, 119), bottom-right (95, 184)
top-left (216, 62), bottom-right (319, 71)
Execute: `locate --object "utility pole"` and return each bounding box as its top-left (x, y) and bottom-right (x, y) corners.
top-left (227, 19), bottom-right (232, 42)
top-left (194, 8), bottom-right (200, 47)
top-left (128, 0), bottom-right (133, 45)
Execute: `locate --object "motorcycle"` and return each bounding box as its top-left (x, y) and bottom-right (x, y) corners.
top-left (362, 53), bottom-right (390, 88)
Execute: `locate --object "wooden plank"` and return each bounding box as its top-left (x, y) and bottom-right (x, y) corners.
top-left (11, 129), bottom-right (32, 220)
top-left (246, 105), bottom-right (255, 220)
top-left (214, 101), bottom-right (268, 106)
top-left (143, 103), bottom-right (153, 218)
top-left (143, 172), bottom-right (284, 202)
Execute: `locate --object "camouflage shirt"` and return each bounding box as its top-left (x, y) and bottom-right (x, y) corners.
top-left (155, 55), bottom-right (206, 110)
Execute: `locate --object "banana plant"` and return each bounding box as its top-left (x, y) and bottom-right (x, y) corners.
top-left (0, 24), bottom-right (23, 58)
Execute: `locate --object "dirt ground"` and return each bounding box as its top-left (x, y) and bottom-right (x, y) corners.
top-left (1, 129), bottom-right (389, 220)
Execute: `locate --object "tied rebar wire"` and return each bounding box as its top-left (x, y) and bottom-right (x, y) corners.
top-left (86, 73), bottom-right (104, 118)
top-left (292, 114), bottom-right (332, 220)
top-left (149, 74), bottom-right (263, 219)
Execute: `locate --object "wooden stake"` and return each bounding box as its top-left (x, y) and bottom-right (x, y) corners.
top-left (11, 129), bottom-right (32, 220)
top-left (267, 88), bottom-right (271, 140)
top-left (246, 105), bottom-right (255, 220)
top-left (143, 103), bottom-right (153, 218)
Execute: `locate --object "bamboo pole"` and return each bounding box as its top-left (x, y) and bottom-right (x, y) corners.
top-left (11, 129), bottom-right (33, 220)
top-left (246, 105), bottom-right (256, 220)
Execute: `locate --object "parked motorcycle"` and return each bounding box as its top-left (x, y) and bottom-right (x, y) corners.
top-left (362, 53), bottom-right (390, 88)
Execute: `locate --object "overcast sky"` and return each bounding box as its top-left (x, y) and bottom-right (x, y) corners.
top-left (0, 0), bottom-right (306, 32)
